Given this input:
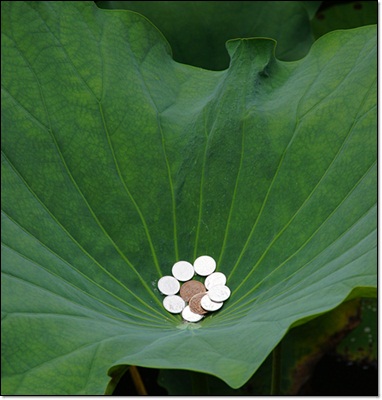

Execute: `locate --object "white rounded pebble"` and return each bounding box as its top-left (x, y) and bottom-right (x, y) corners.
top-left (163, 295), bottom-right (186, 314)
top-left (157, 276), bottom-right (180, 295)
top-left (208, 285), bottom-right (231, 302)
top-left (172, 260), bottom-right (195, 282)
top-left (181, 305), bottom-right (204, 322)
top-left (204, 272), bottom-right (227, 290)
top-left (194, 255), bottom-right (216, 276)
top-left (200, 294), bottom-right (223, 312)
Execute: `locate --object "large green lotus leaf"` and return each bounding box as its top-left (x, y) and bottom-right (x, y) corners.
top-left (1, 1), bottom-right (376, 395)
top-left (157, 299), bottom-right (362, 395)
top-left (98, 1), bottom-right (320, 69)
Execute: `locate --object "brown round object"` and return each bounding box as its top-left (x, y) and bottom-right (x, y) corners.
top-left (189, 292), bottom-right (208, 315)
top-left (180, 280), bottom-right (206, 302)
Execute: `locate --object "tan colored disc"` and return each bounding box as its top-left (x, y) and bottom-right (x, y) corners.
top-left (189, 292), bottom-right (208, 315)
top-left (180, 280), bottom-right (206, 302)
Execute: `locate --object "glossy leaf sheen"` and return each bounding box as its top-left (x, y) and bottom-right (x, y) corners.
top-left (1, 2), bottom-right (376, 394)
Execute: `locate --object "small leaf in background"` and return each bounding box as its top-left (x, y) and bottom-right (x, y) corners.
top-left (335, 298), bottom-right (377, 365)
top-left (312, 1), bottom-right (378, 39)
top-left (301, 1), bottom-right (322, 19)
top-left (97, 1), bottom-right (318, 69)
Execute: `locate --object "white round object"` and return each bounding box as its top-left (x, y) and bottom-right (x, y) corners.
top-left (208, 285), bottom-right (231, 302)
top-left (157, 276), bottom-right (180, 295)
top-left (172, 261), bottom-right (195, 282)
top-left (193, 255), bottom-right (216, 276)
top-left (200, 294), bottom-right (223, 312)
top-left (181, 305), bottom-right (204, 322)
top-left (163, 295), bottom-right (186, 314)
top-left (204, 272), bottom-right (227, 290)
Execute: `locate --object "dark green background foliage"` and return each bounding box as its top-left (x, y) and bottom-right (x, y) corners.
top-left (1, 1), bottom-right (376, 395)
top-left (98, 1), bottom-right (321, 69)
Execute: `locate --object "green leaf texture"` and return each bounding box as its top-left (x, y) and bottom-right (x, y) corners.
top-left (1, 2), bottom-right (376, 394)
top-left (98, 1), bottom-right (317, 69)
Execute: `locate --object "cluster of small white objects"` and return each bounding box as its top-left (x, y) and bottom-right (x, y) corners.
top-left (157, 255), bottom-right (231, 322)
